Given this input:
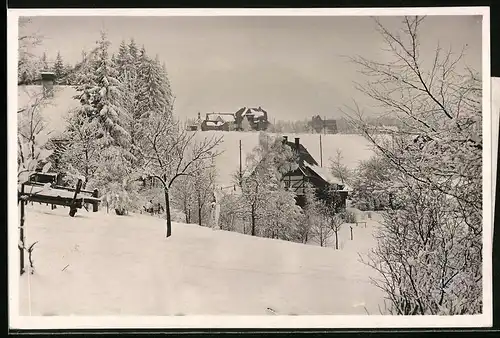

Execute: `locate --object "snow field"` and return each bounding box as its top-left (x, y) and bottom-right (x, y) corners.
top-left (19, 203), bottom-right (385, 316)
top-left (192, 131), bottom-right (375, 187)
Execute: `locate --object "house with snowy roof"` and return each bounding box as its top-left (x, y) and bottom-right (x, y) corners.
top-left (201, 112), bottom-right (237, 131)
top-left (235, 106), bottom-right (270, 131)
top-left (280, 136), bottom-right (349, 210)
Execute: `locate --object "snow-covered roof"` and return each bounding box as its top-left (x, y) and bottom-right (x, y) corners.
top-left (241, 107), bottom-right (266, 118)
top-left (207, 113), bottom-right (236, 123)
top-left (205, 121), bottom-right (224, 127)
top-left (304, 162), bottom-right (352, 191)
top-left (18, 85), bottom-right (80, 138)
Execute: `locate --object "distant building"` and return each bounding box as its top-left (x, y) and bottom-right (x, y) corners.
top-left (309, 115), bottom-right (338, 134)
top-left (199, 107), bottom-right (270, 132)
top-left (201, 112), bottom-right (237, 131)
top-left (187, 112), bottom-right (204, 131)
top-left (234, 106), bottom-right (270, 131)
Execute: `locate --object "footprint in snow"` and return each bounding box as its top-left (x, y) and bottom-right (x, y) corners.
top-left (266, 307), bottom-right (277, 315)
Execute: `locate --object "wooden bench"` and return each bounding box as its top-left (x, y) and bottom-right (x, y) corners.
top-left (18, 179), bottom-right (101, 217)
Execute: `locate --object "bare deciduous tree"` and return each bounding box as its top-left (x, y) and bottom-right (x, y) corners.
top-left (345, 16), bottom-right (482, 314)
top-left (141, 113), bottom-right (223, 237)
top-left (322, 202), bottom-right (345, 250)
top-left (18, 17), bottom-right (44, 85)
top-left (329, 149), bottom-right (351, 185)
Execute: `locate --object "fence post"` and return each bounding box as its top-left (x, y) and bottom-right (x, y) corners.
top-left (69, 179), bottom-right (83, 217)
top-left (350, 226), bottom-right (353, 240)
top-left (19, 183), bottom-right (26, 275)
top-left (92, 189), bottom-right (99, 212)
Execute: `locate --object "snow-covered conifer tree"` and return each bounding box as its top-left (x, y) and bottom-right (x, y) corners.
top-left (128, 39), bottom-right (139, 62)
top-left (74, 31), bottom-right (130, 148)
top-left (53, 51), bottom-right (65, 84)
top-left (136, 48), bottom-right (173, 121)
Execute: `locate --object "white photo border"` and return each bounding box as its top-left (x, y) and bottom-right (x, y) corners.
top-left (7, 6), bottom-right (493, 330)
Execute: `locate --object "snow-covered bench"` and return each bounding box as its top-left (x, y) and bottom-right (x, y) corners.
top-left (18, 179), bottom-right (101, 217)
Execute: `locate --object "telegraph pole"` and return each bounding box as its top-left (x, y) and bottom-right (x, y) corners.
top-left (239, 139), bottom-right (242, 185)
top-left (319, 134), bottom-right (323, 167)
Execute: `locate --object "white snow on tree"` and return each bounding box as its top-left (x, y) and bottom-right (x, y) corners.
top-left (239, 133), bottom-right (302, 238)
top-left (348, 16), bottom-right (482, 315)
top-left (74, 31), bottom-right (130, 148)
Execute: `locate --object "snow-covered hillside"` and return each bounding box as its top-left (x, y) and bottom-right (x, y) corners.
top-left (19, 204), bottom-right (384, 316)
top-left (193, 131), bottom-right (375, 187)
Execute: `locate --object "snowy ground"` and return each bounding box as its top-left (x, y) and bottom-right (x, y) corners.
top-left (19, 204), bottom-right (385, 316)
top-left (193, 131), bottom-right (375, 187)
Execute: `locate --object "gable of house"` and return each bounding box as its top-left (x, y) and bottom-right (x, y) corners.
top-left (310, 116), bottom-right (338, 133)
top-left (243, 107), bottom-right (267, 120)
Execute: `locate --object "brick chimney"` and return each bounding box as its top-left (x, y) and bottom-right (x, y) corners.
top-left (40, 72), bottom-right (56, 98)
top-left (295, 137), bottom-right (300, 149)
top-left (283, 135), bottom-right (288, 143)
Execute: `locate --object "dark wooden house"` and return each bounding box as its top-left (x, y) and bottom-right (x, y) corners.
top-left (281, 136), bottom-right (348, 211)
top-left (309, 115), bottom-right (338, 134)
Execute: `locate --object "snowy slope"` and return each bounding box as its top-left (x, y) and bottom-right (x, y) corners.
top-left (193, 131), bottom-right (375, 187)
top-left (19, 204), bottom-right (384, 316)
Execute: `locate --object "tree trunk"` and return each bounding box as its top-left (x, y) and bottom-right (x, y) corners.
top-left (84, 149), bottom-right (89, 189)
top-left (335, 229), bottom-right (339, 250)
top-left (184, 198), bottom-right (189, 223)
top-left (251, 204), bottom-right (256, 236)
top-left (164, 188), bottom-right (172, 238)
top-left (198, 191), bottom-right (202, 226)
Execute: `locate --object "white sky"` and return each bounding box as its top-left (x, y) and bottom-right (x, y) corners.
top-left (21, 15), bottom-right (482, 121)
